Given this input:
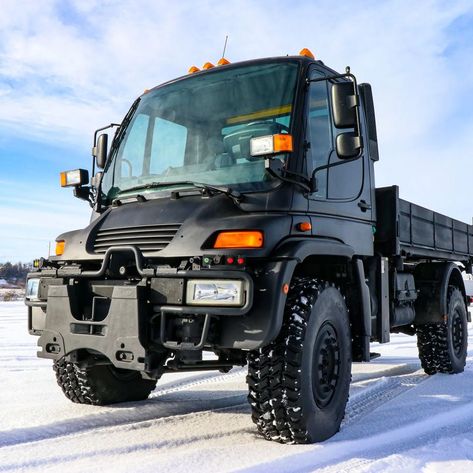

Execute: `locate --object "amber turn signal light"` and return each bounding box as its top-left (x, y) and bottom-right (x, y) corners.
top-left (214, 231), bottom-right (264, 249)
top-left (55, 240), bottom-right (65, 256)
top-left (297, 221), bottom-right (312, 232)
top-left (273, 134), bottom-right (293, 153)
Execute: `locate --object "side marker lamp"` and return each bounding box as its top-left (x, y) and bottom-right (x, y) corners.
top-left (250, 134), bottom-right (293, 157)
top-left (297, 221), bottom-right (312, 232)
top-left (214, 231), bottom-right (263, 249)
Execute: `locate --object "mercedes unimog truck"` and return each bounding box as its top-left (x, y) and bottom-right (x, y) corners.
top-left (25, 49), bottom-right (472, 444)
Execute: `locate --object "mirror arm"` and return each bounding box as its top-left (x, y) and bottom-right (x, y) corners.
top-left (309, 66), bottom-right (363, 147)
top-left (311, 155), bottom-right (361, 186)
top-left (265, 159), bottom-right (312, 194)
top-left (73, 185), bottom-right (94, 207)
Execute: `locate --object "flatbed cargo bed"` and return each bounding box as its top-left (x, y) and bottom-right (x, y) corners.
top-left (375, 186), bottom-right (473, 262)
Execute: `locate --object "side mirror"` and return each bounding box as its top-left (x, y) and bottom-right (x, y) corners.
top-left (96, 133), bottom-right (108, 169)
top-left (336, 132), bottom-right (362, 159)
top-left (331, 82), bottom-right (358, 128)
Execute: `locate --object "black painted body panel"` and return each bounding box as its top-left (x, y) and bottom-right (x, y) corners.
top-left (375, 186), bottom-right (473, 261)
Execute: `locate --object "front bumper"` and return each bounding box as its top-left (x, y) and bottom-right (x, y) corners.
top-left (26, 258), bottom-right (297, 371)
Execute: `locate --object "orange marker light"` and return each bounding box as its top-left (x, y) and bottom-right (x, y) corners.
top-left (282, 283), bottom-right (289, 294)
top-left (299, 48), bottom-right (315, 59)
top-left (55, 240), bottom-right (65, 256)
top-left (273, 134), bottom-right (293, 153)
top-left (214, 231), bottom-right (264, 249)
top-left (188, 65), bottom-right (200, 74)
top-left (202, 62), bottom-right (214, 70)
top-left (297, 221), bottom-right (312, 232)
top-left (217, 57), bottom-right (230, 66)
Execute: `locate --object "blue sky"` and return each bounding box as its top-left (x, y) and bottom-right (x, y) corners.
top-left (1, 0), bottom-right (473, 262)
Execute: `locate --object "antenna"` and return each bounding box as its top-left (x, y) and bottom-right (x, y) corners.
top-left (222, 35), bottom-right (228, 57)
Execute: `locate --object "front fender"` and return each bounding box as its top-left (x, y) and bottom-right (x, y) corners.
top-left (274, 237), bottom-right (355, 262)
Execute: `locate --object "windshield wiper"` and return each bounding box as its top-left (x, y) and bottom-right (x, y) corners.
top-left (114, 181), bottom-right (243, 206)
top-left (110, 97), bottom-right (141, 153)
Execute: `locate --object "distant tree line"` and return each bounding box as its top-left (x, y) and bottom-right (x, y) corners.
top-left (0, 262), bottom-right (31, 282)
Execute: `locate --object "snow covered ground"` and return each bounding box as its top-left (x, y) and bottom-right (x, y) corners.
top-left (1, 301), bottom-right (473, 472)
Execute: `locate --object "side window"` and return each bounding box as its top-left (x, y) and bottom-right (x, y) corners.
top-left (308, 81), bottom-right (332, 199)
top-left (119, 113), bottom-right (149, 178)
top-left (150, 118), bottom-right (187, 174)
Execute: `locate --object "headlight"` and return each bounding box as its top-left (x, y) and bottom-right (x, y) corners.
top-left (186, 279), bottom-right (245, 307)
top-left (26, 279), bottom-right (40, 301)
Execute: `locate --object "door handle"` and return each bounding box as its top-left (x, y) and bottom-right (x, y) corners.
top-left (358, 200), bottom-right (371, 212)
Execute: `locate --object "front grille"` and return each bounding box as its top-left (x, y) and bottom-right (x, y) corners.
top-left (93, 223), bottom-right (181, 255)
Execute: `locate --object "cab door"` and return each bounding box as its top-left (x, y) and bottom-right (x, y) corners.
top-left (305, 66), bottom-right (374, 256)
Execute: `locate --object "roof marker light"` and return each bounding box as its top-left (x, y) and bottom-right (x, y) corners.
top-left (299, 48), bottom-right (315, 59)
top-left (202, 62), bottom-right (215, 70)
top-left (217, 57), bottom-right (230, 66)
top-left (188, 65), bottom-right (200, 74)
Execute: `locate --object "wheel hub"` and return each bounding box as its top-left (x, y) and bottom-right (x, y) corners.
top-left (313, 322), bottom-right (340, 408)
top-left (451, 308), bottom-right (465, 356)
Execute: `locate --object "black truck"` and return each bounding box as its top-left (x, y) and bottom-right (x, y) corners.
top-left (25, 49), bottom-right (472, 444)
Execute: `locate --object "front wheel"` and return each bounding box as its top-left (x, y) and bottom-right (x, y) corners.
top-left (53, 357), bottom-right (157, 405)
top-left (416, 286), bottom-right (468, 375)
top-left (247, 278), bottom-right (352, 444)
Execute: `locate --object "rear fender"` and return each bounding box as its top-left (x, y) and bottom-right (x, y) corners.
top-left (414, 262), bottom-right (469, 324)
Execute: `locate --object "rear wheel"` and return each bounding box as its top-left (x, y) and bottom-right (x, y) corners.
top-left (416, 287), bottom-right (468, 375)
top-left (53, 357), bottom-right (157, 405)
top-left (247, 277), bottom-right (352, 444)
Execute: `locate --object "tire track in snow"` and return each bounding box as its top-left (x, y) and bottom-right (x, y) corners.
top-left (151, 367), bottom-right (246, 397)
top-left (0, 368), bottom-right (248, 448)
top-left (0, 404), bottom-right (253, 473)
top-left (343, 371), bottom-right (427, 427)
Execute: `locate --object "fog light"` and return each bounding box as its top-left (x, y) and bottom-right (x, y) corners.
top-left (26, 279), bottom-right (40, 300)
top-left (186, 279), bottom-right (244, 306)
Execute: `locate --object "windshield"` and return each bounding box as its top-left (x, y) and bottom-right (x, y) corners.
top-left (101, 61), bottom-right (299, 202)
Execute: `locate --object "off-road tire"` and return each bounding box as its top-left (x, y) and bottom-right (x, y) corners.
top-left (53, 358), bottom-right (157, 405)
top-left (416, 287), bottom-right (468, 375)
top-left (247, 277), bottom-right (352, 444)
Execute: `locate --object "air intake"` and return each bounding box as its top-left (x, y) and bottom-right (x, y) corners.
top-left (93, 223), bottom-right (181, 255)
